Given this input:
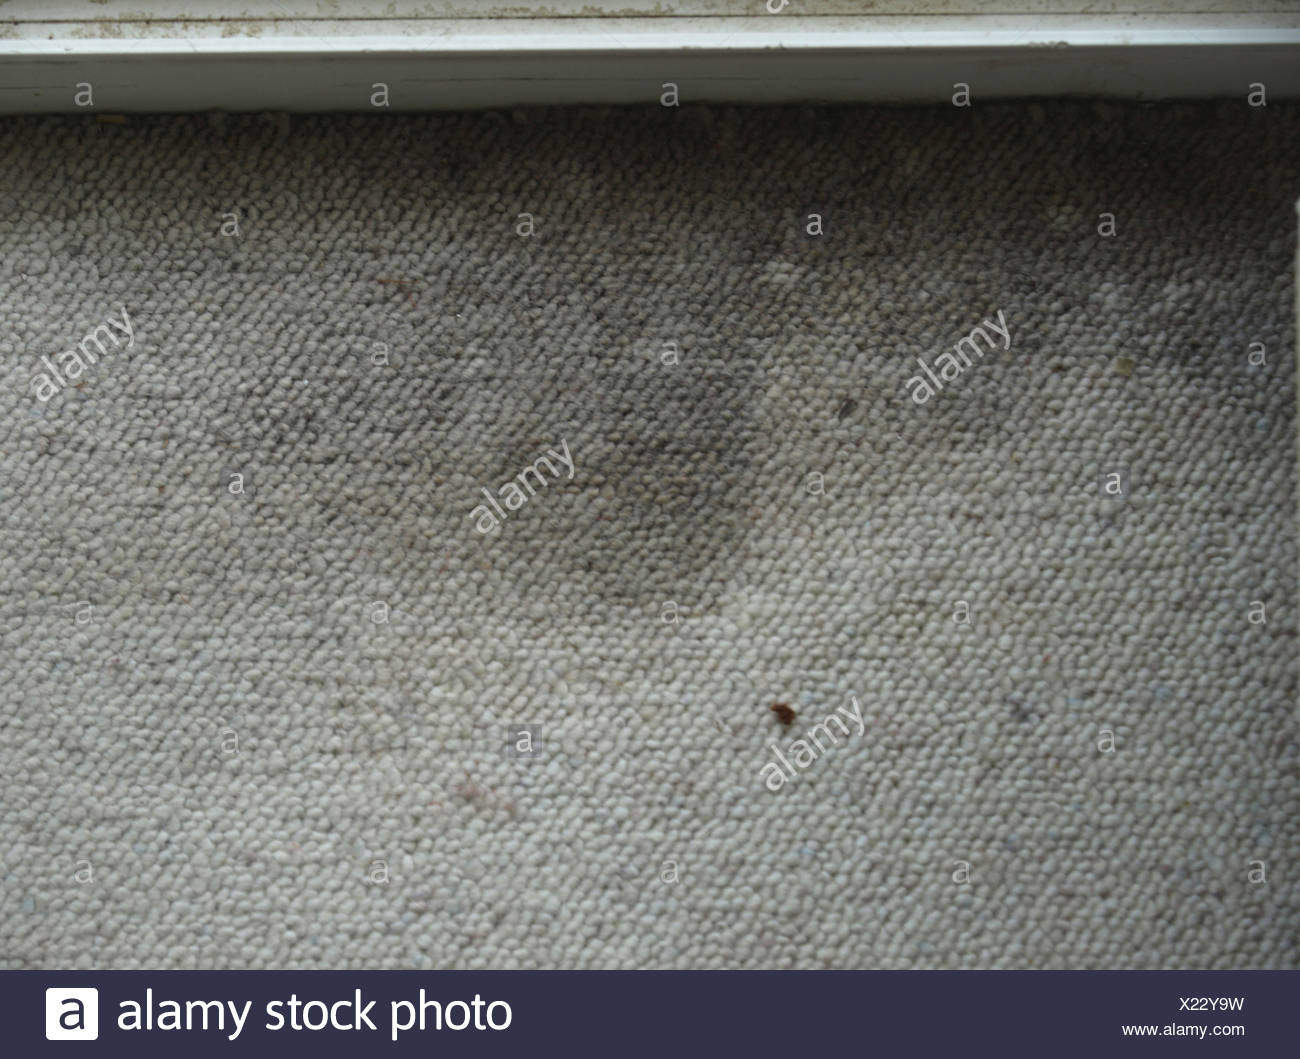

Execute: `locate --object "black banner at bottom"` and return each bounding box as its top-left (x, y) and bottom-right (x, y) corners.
top-left (10, 969), bottom-right (1294, 1056)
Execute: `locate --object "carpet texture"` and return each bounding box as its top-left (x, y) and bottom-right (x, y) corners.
top-left (1, 102), bottom-right (1298, 969)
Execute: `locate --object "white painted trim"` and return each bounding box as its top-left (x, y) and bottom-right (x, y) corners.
top-left (4, 15), bottom-right (1299, 51)
top-left (0, 15), bottom-right (1297, 110)
top-left (3, 1), bottom-right (1296, 15)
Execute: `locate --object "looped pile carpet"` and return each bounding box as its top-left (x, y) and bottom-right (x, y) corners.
top-left (1, 101), bottom-right (1297, 968)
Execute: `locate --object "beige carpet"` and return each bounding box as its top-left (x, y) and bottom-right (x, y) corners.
top-left (1, 101), bottom-right (1297, 968)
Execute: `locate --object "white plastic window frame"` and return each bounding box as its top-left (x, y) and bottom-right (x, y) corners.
top-left (0, 1), bottom-right (1297, 111)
